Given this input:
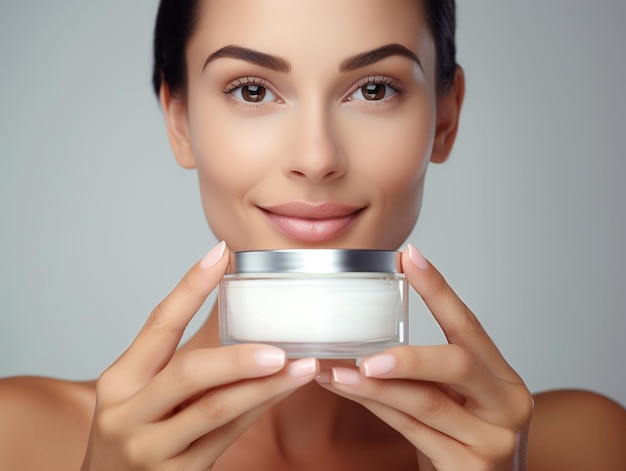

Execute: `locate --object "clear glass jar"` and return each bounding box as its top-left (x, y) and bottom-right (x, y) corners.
top-left (218, 249), bottom-right (407, 358)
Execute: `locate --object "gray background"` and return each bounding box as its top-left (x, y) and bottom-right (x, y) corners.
top-left (1, 2), bottom-right (625, 406)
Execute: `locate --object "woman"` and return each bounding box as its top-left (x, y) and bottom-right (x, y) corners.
top-left (1, 0), bottom-right (625, 469)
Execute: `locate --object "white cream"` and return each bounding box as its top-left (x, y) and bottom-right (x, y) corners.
top-left (223, 277), bottom-right (400, 342)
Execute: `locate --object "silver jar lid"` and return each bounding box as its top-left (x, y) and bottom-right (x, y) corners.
top-left (228, 249), bottom-right (402, 274)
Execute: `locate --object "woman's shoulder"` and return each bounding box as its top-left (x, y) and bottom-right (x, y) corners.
top-left (0, 375), bottom-right (96, 470)
top-left (529, 389), bottom-right (626, 471)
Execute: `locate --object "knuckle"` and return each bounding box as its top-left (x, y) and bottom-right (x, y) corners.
top-left (418, 385), bottom-right (450, 417)
top-left (447, 344), bottom-right (477, 382)
top-left (399, 413), bottom-right (427, 435)
top-left (398, 345), bottom-right (423, 371)
top-left (366, 375), bottom-right (394, 399)
top-left (95, 363), bottom-right (140, 403)
top-left (95, 367), bottom-right (116, 397)
top-left (145, 303), bottom-right (174, 332)
top-left (510, 385), bottom-right (534, 426)
top-left (95, 404), bottom-right (126, 442)
top-left (457, 307), bottom-right (485, 338)
top-left (425, 270), bottom-right (449, 299)
top-left (196, 389), bottom-right (229, 422)
top-left (215, 415), bottom-right (243, 437)
top-left (123, 433), bottom-right (153, 470)
top-left (171, 351), bottom-right (202, 388)
top-left (490, 428), bottom-right (519, 461)
top-left (445, 307), bottom-right (485, 345)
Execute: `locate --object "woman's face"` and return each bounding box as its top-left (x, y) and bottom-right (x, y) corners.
top-left (165, 0), bottom-right (458, 251)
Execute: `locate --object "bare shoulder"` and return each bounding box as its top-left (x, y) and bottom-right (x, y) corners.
top-left (0, 375), bottom-right (96, 471)
top-left (528, 389), bottom-right (626, 471)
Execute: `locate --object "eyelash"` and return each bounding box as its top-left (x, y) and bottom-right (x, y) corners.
top-left (223, 76), bottom-right (271, 92)
top-left (222, 76), bottom-right (281, 103)
top-left (346, 75), bottom-right (407, 102)
top-left (221, 74), bottom-right (407, 105)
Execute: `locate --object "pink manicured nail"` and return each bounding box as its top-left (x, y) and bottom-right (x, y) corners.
top-left (200, 241), bottom-right (226, 269)
top-left (254, 347), bottom-right (286, 369)
top-left (332, 367), bottom-right (361, 385)
top-left (362, 354), bottom-right (396, 377)
top-left (408, 244), bottom-right (429, 270)
top-left (315, 370), bottom-right (332, 383)
top-left (288, 358), bottom-right (317, 378)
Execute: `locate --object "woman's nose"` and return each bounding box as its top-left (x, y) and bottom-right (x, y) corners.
top-left (282, 105), bottom-right (347, 184)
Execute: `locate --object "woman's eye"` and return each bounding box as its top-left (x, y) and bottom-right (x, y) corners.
top-left (350, 82), bottom-right (397, 101)
top-left (227, 82), bottom-right (277, 103)
top-left (346, 76), bottom-right (404, 102)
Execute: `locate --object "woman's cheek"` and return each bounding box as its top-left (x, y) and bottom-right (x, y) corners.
top-left (347, 106), bottom-right (433, 186)
top-left (187, 109), bottom-right (285, 245)
top-left (347, 109), bottom-right (433, 247)
top-left (191, 110), bottom-right (279, 189)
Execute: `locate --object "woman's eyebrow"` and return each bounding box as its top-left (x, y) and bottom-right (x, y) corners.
top-left (340, 44), bottom-right (423, 72)
top-left (202, 43), bottom-right (422, 74)
top-left (203, 45), bottom-right (291, 72)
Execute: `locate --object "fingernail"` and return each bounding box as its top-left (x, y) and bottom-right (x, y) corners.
top-left (362, 354), bottom-right (395, 377)
top-left (288, 358), bottom-right (317, 378)
top-left (315, 370), bottom-right (331, 383)
top-left (408, 244), bottom-right (429, 270)
top-left (332, 367), bottom-right (361, 385)
top-left (200, 241), bottom-right (226, 269)
top-left (254, 347), bottom-right (286, 369)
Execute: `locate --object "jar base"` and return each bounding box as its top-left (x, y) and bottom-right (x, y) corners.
top-left (220, 338), bottom-right (408, 359)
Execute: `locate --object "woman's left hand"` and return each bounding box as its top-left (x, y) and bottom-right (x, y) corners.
top-left (318, 245), bottom-right (533, 470)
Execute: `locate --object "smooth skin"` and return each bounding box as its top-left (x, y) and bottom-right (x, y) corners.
top-left (1, 245), bottom-right (625, 470)
top-left (1, 0), bottom-right (626, 469)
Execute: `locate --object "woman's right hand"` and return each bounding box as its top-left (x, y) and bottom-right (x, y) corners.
top-left (80, 242), bottom-right (319, 471)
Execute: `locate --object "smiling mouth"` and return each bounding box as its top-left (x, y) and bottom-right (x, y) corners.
top-left (259, 202), bottom-right (366, 243)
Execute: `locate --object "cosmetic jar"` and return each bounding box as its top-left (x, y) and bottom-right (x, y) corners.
top-left (218, 249), bottom-right (408, 358)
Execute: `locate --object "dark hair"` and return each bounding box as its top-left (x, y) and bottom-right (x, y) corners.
top-left (152, 0), bottom-right (201, 99)
top-left (422, 0), bottom-right (457, 92)
top-left (152, 0), bottom-right (457, 98)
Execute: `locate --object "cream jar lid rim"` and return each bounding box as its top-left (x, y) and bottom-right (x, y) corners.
top-left (228, 249), bottom-right (402, 274)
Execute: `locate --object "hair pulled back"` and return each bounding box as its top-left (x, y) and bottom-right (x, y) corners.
top-left (152, 0), bottom-right (457, 98)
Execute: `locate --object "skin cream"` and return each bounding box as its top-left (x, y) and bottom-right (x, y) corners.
top-left (218, 249), bottom-right (408, 358)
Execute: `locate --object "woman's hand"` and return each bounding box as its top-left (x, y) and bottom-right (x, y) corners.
top-left (81, 242), bottom-right (319, 471)
top-left (318, 244), bottom-right (533, 470)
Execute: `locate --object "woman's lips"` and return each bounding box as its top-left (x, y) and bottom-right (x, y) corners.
top-left (260, 202), bottom-right (364, 243)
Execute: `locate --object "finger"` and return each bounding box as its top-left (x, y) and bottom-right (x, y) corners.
top-left (174, 393), bottom-right (292, 470)
top-left (130, 344), bottom-right (288, 423)
top-left (403, 245), bottom-right (516, 380)
top-left (330, 392), bottom-right (497, 470)
top-left (108, 242), bottom-right (229, 391)
top-left (147, 358), bottom-right (319, 461)
top-left (360, 346), bottom-right (521, 414)
top-left (322, 372), bottom-right (518, 469)
top-left (325, 368), bottom-right (496, 447)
